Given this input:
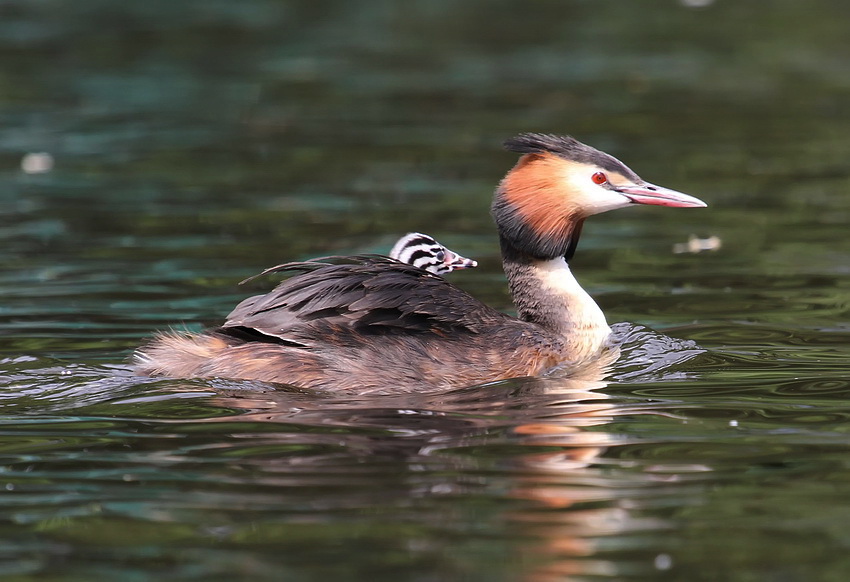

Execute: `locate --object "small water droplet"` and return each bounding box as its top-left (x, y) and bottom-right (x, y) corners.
top-left (654, 553), bottom-right (673, 570)
top-left (21, 152), bottom-right (54, 174)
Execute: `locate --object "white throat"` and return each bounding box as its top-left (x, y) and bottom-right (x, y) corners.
top-left (533, 257), bottom-right (612, 358)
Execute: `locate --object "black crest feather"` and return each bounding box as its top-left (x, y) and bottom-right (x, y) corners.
top-left (503, 133), bottom-right (583, 156)
top-left (503, 133), bottom-right (639, 180)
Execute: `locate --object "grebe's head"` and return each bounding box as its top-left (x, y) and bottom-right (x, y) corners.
top-left (492, 133), bottom-right (706, 260)
top-left (390, 232), bottom-right (477, 275)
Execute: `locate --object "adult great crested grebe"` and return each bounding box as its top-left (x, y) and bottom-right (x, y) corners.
top-left (134, 133), bottom-right (706, 392)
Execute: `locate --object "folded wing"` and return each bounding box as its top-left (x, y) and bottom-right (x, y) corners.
top-left (222, 256), bottom-right (506, 344)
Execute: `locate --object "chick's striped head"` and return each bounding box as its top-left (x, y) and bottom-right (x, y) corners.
top-left (390, 233), bottom-right (477, 275)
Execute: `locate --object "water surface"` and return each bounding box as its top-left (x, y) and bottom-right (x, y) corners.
top-left (2, 1), bottom-right (850, 580)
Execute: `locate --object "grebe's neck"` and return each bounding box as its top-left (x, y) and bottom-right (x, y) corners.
top-left (500, 237), bottom-right (611, 361)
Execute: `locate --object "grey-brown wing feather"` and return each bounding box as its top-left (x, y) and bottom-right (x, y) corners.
top-left (223, 258), bottom-right (507, 340)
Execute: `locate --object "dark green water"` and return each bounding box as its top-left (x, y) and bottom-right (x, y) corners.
top-left (3, 1), bottom-right (850, 580)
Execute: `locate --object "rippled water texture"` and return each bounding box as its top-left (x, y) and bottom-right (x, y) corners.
top-left (3, 1), bottom-right (850, 580)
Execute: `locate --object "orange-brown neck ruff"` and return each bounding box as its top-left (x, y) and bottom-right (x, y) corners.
top-left (492, 153), bottom-right (585, 261)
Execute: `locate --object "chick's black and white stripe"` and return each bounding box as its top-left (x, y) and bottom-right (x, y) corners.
top-left (389, 232), bottom-right (477, 275)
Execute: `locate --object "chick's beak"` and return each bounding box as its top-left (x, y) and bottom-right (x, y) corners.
top-left (617, 183), bottom-right (707, 208)
top-left (444, 251), bottom-right (478, 270)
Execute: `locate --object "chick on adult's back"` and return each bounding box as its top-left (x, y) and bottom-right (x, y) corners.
top-left (134, 134), bottom-right (705, 392)
top-left (389, 232), bottom-right (477, 275)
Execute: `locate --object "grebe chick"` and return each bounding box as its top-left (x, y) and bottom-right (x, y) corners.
top-left (134, 133), bottom-right (706, 393)
top-left (238, 232), bottom-right (476, 286)
top-left (389, 232), bottom-right (477, 275)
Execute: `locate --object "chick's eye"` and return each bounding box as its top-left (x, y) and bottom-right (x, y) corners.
top-left (435, 250), bottom-right (445, 262)
top-left (591, 172), bottom-right (608, 185)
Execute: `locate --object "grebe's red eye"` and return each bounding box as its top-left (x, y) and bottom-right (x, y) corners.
top-left (591, 172), bottom-right (608, 185)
